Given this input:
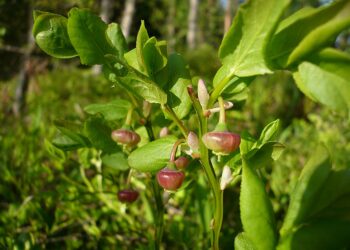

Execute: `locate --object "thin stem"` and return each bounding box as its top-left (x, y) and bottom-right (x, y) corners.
top-left (218, 96), bottom-right (226, 124)
top-left (208, 73), bottom-right (235, 108)
top-left (144, 120), bottom-right (164, 250)
top-left (162, 104), bottom-right (188, 138)
top-left (151, 178), bottom-right (164, 250)
top-left (170, 139), bottom-right (186, 162)
top-left (125, 107), bottom-right (134, 126)
top-left (188, 85), bottom-right (223, 250)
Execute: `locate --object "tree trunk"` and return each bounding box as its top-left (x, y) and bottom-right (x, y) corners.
top-left (92, 0), bottom-right (115, 75)
top-left (13, 5), bottom-right (34, 117)
top-left (224, 0), bottom-right (232, 34)
top-left (167, 0), bottom-right (176, 51)
top-left (187, 0), bottom-right (199, 50)
top-left (121, 0), bottom-right (136, 38)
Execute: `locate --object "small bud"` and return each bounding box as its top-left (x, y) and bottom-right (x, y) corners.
top-left (198, 79), bottom-right (209, 110)
top-left (159, 127), bottom-right (169, 138)
top-left (220, 165), bottom-right (233, 190)
top-left (143, 100), bottom-right (152, 118)
top-left (187, 131), bottom-right (200, 158)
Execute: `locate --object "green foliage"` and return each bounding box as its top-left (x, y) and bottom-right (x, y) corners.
top-left (218, 0), bottom-right (290, 77)
top-left (20, 1), bottom-right (350, 249)
top-left (240, 159), bottom-right (276, 250)
top-left (32, 11), bottom-right (77, 58)
top-left (128, 136), bottom-right (178, 172)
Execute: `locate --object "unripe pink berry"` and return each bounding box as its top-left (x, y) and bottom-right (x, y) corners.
top-left (202, 131), bottom-right (240, 154)
top-left (111, 129), bottom-right (141, 147)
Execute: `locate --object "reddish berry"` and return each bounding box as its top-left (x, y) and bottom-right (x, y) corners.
top-left (118, 189), bottom-right (139, 203)
top-left (111, 129), bottom-right (141, 147)
top-left (157, 168), bottom-right (185, 191)
top-left (202, 131), bottom-right (240, 154)
top-left (174, 156), bottom-right (190, 169)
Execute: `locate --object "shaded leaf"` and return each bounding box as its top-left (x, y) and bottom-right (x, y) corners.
top-left (84, 99), bottom-right (131, 121)
top-left (33, 11), bottom-right (77, 58)
top-left (84, 115), bottom-right (120, 153)
top-left (280, 145), bottom-right (332, 236)
top-left (167, 53), bottom-right (192, 119)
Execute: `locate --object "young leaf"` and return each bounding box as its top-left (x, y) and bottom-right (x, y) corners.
top-left (128, 136), bottom-right (178, 172)
top-left (143, 38), bottom-right (168, 78)
top-left (106, 23), bottom-right (128, 58)
top-left (257, 119), bottom-right (280, 145)
top-left (280, 145), bottom-right (332, 236)
top-left (136, 20), bottom-right (149, 72)
top-left (240, 159), bottom-right (277, 250)
top-left (53, 121), bottom-right (91, 150)
top-left (84, 99), bottom-right (131, 121)
top-left (218, 0), bottom-right (290, 77)
top-left (247, 142), bottom-right (285, 169)
top-left (101, 152), bottom-right (129, 170)
top-left (267, 0), bottom-right (350, 68)
top-left (32, 12), bottom-right (77, 58)
top-left (293, 62), bottom-right (350, 114)
top-left (167, 53), bottom-right (192, 119)
top-left (84, 115), bottom-right (120, 153)
top-left (67, 8), bottom-right (115, 65)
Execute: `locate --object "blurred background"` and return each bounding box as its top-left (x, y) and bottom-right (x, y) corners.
top-left (1, 0), bottom-right (350, 249)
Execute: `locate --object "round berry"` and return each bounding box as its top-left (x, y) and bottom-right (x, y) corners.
top-left (157, 168), bottom-right (185, 191)
top-left (202, 131), bottom-right (240, 154)
top-left (118, 189), bottom-right (139, 203)
top-left (111, 129), bottom-right (141, 147)
top-left (174, 156), bottom-right (190, 170)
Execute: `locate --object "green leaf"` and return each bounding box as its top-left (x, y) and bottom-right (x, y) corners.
top-left (308, 168), bottom-right (350, 218)
top-left (239, 131), bottom-right (256, 155)
top-left (84, 99), bottom-right (131, 121)
top-left (234, 233), bottom-right (256, 250)
top-left (280, 145), bottom-right (332, 236)
top-left (101, 152), bottom-right (129, 170)
top-left (126, 77), bottom-right (167, 104)
top-left (128, 136), bottom-right (177, 172)
top-left (84, 115), bottom-right (120, 153)
top-left (306, 48), bottom-right (350, 80)
top-left (240, 159), bottom-right (276, 250)
top-left (124, 48), bottom-right (143, 72)
top-left (136, 20), bottom-right (149, 72)
top-left (287, 1), bottom-right (350, 66)
top-left (53, 121), bottom-right (91, 150)
top-left (167, 53), bottom-right (192, 119)
top-left (267, 0), bottom-right (350, 68)
top-left (32, 11), bottom-right (77, 58)
top-left (52, 133), bottom-right (85, 151)
top-left (143, 37), bottom-right (168, 78)
top-left (67, 8), bottom-right (115, 65)
top-left (218, 0), bottom-right (290, 77)
top-left (247, 142), bottom-right (285, 169)
top-left (106, 23), bottom-right (128, 58)
top-left (293, 62), bottom-right (350, 114)
top-left (277, 219), bottom-right (350, 250)
top-left (258, 119), bottom-right (280, 145)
